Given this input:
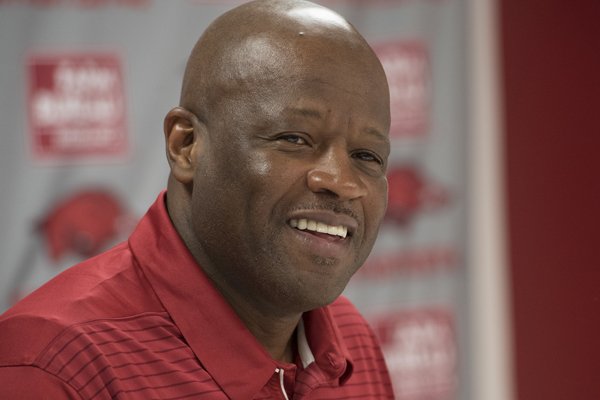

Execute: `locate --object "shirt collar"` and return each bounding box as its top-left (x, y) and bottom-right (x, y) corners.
top-left (297, 318), bottom-right (315, 369)
top-left (129, 192), bottom-right (353, 398)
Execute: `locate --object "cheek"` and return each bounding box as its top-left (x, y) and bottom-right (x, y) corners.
top-left (206, 145), bottom-right (273, 197)
top-left (366, 179), bottom-right (389, 230)
top-left (381, 178), bottom-right (389, 215)
top-left (245, 152), bottom-right (303, 194)
top-left (246, 152), bottom-right (273, 178)
top-left (231, 153), bottom-right (287, 221)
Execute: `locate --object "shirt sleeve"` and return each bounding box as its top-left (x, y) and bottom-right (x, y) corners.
top-left (0, 365), bottom-right (83, 399)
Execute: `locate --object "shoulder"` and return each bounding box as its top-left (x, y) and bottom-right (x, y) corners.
top-left (0, 240), bottom-right (163, 366)
top-left (326, 296), bottom-right (395, 398)
top-left (0, 365), bottom-right (83, 399)
top-left (327, 295), bottom-right (383, 354)
top-left (0, 311), bottom-right (180, 399)
top-left (328, 295), bottom-right (372, 333)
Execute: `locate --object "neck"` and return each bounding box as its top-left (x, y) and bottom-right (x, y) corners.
top-left (241, 309), bottom-right (300, 363)
top-left (216, 281), bottom-right (301, 363)
top-left (165, 186), bottom-right (301, 363)
top-left (202, 263), bottom-right (301, 363)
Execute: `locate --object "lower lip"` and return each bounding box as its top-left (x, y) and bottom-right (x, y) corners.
top-left (289, 226), bottom-right (350, 259)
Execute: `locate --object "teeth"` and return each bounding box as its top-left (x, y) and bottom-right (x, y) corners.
top-left (316, 222), bottom-right (327, 233)
top-left (289, 218), bottom-right (348, 238)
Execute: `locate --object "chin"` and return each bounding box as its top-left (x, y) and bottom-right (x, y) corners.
top-left (295, 281), bottom-right (348, 311)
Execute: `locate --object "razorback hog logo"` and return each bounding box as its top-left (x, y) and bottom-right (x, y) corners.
top-left (386, 166), bottom-right (448, 226)
top-left (39, 190), bottom-right (125, 262)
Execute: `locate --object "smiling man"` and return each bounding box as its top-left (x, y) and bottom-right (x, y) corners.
top-left (0, 1), bottom-right (394, 399)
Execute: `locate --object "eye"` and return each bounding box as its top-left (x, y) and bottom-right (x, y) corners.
top-left (277, 133), bottom-right (308, 145)
top-left (352, 150), bottom-right (383, 165)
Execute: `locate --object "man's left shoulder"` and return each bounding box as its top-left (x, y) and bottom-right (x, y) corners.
top-left (325, 296), bottom-right (394, 397)
top-left (329, 296), bottom-right (369, 323)
top-left (328, 296), bottom-right (378, 340)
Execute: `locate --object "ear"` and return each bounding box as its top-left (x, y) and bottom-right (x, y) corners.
top-left (164, 107), bottom-right (205, 184)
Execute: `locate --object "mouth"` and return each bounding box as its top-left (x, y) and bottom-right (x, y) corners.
top-left (288, 218), bottom-right (350, 239)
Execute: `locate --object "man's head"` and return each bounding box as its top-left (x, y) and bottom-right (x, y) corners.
top-left (164, 0), bottom-right (390, 317)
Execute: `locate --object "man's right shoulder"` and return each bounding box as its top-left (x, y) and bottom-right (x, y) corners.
top-left (0, 309), bottom-right (67, 366)
top-left (0, 305), bottom-right (179, 399)
top-left (0, 240), bottom-right (163, 367)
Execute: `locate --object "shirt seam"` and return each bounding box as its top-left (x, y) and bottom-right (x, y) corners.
top-left (33, 310), bottom-right (173, 366)
top-left (0, 364), bottom-right (85, 400)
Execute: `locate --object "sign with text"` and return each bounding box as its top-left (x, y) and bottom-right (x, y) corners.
top-left (27, 53), bottom-right (128, 161)
top-left (374, 41), bottom-right (431, 137)
top-left (372, 308), bottom-right (457, 399)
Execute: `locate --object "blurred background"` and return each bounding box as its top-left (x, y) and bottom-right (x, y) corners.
top-left (0, 0), bottom-right (598, 399)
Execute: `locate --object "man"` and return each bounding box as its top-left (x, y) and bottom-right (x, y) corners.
top-left (0, 0), bottom-right (394, 398)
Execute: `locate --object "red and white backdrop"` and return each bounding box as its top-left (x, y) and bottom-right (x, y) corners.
top-left (0, 1), bottom-right (508, 399)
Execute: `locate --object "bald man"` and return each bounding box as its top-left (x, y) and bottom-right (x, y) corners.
top-left (0, 1), bottom-right (394, 398)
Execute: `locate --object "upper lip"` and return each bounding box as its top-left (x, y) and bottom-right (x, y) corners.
top-left (287, 210), bottom-right (359, 236)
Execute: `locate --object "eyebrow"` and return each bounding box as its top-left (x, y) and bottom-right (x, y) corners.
top-left (287, 106), bottom-right (390, 144)
top-left (362, 127), bottom-right (390, 145)
top-left (289, 107), bottom-right (323, 119)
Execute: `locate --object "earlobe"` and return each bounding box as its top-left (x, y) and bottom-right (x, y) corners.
top-left (164, 107), bottom-right (204, 184)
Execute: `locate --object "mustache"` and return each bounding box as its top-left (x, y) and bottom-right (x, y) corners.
top-left (289, 201), bottom-right (360, 220)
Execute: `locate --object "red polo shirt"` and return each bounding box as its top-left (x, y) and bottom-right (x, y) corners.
top-left (0, 193), bottom-right (394, 399)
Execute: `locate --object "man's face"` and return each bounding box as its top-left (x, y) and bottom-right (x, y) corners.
top-left (189, 38), bottom-right (390, 314)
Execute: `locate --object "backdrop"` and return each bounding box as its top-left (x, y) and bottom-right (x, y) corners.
top-left (0, 1), bottom-right (470, 398)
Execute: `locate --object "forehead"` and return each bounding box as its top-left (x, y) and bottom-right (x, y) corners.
top-left (215, 34), bottom-right (390, 122)
top-left (280, 82), bottom-right (389, 129)
top-left (221, 28), bottom-right (385, 87)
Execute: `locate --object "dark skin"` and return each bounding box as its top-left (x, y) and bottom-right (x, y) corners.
top-left (164, 0), bottom-right (390, 363)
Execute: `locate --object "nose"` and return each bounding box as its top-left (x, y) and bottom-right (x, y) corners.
top-left (306, 149), bottom-right (368, 201)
